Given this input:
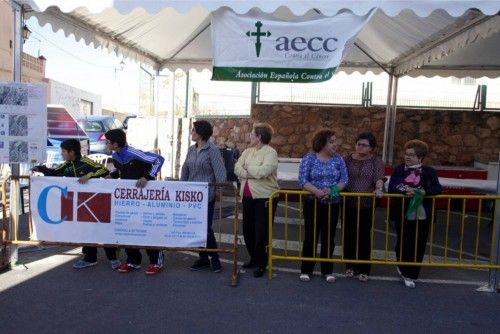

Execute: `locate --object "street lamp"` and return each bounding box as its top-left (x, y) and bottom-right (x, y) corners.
top-left (117, 60), bottom-right (125, 71)
top-left (113, 60), bottom-right (126, 113)
top-left (22, 24), bottom-right (31, 43)
top-left (114, 60), bottom-right (125, 77)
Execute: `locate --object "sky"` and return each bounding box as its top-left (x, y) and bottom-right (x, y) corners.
top-left (25, 16), bottom-right (141, 114)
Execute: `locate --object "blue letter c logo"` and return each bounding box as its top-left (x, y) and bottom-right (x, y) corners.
top-left (37, 185), bottom-right (69, 224)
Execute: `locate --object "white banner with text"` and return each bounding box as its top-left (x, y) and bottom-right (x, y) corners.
top-left (30, 177), bottom-right (208, 247)
top-left (211, 8), bottom-right (373, 82)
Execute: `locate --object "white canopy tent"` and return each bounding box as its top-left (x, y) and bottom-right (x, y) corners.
top-left (11, 1), bottom-right (499, 162)
top-left (17, 1), bottom-right (500, 78)
top-left (8, 0), bottom-right (499, 160)
top-left (6, 0), bottom-right (500, 290)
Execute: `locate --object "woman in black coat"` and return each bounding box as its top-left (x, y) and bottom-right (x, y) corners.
top-left (388, 139), bottom-right (442, 288)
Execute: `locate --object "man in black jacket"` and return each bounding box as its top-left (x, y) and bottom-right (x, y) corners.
top-left (33, 139), bottom-right (121, 270)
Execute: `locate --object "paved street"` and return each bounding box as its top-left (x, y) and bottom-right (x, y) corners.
top-left (1, 197), bottom-right (499, 333)
top-left (0, 243), bottom-right (499, 334)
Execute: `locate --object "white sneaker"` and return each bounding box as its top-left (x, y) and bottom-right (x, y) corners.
top-left (358, 274), bottom-right (369, 282)
top-left (345, 268), bottom-right (355, 278)
top-left (403, 277), bottom-right (416, 288)
top-left (299, 273), bottom-right (311, 282)
top-left (324, 274), bottom-right (336, 283)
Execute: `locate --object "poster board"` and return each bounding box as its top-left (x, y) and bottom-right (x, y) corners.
top-left (0, 82), bottom-right (47, 164)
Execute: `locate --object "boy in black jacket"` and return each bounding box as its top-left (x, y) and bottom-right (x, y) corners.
top-left (104, 129), bottom-right (165, 275)
top-left (33, 139), bottom-right (121, 270)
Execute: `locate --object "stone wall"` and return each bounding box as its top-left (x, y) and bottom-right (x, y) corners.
top-left (203, 105), bottom-right (499, 166)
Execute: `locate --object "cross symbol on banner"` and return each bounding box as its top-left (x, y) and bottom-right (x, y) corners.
top-left (246, 21), bottom-right (271, 57)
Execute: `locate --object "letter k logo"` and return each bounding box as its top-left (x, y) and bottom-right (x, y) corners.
top-left (246, 21), bottom-right (271, 57)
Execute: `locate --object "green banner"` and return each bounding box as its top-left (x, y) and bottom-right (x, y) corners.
top-left (212, 66), bottom-right (337, 83)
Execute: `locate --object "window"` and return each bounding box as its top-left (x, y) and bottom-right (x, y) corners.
top-left (190, 70), bottom-right (251, 117)
top-left (80, 121), bottom-right (102, 132)
top-left (113, 118), bottom-right (124, 129)
top-left (80, 99), bottom-right (93, 115)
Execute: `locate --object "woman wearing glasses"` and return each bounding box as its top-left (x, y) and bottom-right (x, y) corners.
top-left (343, 132), bottom-right (385, 282)
top-left (388, 139), bottom-right (442, 288)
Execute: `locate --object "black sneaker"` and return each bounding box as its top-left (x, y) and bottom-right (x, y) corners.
top-left (190, 259), bottom-right (210, 271)
top-left (211, 258), bottom-right (222, 273)
top-left (253, 267), bottom-right (265, 278)
top-left (242, 260), bottom-right (256, 269)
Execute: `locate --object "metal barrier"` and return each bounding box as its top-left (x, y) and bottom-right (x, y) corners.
top-left (267, 190), bottom-right (500, 285)
top-left (1, 180), bottom-right (240, 286)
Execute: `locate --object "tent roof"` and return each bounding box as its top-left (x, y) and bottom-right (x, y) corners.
top-left (21, 1), bottom-right (500, 17)
top-left (21, 1), bottom-right (500, 78)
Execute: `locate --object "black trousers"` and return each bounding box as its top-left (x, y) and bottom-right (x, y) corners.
top-left (125, 249), bottom-right (162, 266)
top-left (343, 207), bottom-right (374, 275)
top-left (82, 246), bottom-right (118, 263)
top-left (395, 218), bottom-right (430, 280)
top-left (242, 196), bottom-right (278, 269)
top-left (199, 200), bottom-right (218, 261)
top-left (301, 200), bottom-right (339, 276)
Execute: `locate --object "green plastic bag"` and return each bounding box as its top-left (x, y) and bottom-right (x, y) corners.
top-left (405, 189), bottom-right (424, 219)
top-left (329, 185), bottom-right (340, 201)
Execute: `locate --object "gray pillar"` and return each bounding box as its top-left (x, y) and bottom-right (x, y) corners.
top-left (154, 69), bottom-right (160, 150)
top-left (479, 153), bottom-right (500, 292)
top-left (170, 72), bottom-right (176, 178)
top-left (9, 1), bottom-right (23, 264)
top-left (489, 155), bottom-right (500, 291)
top-left (387, 77), bottom-right (399, 165)
top-left (382, 73), bottom-right (394, 164)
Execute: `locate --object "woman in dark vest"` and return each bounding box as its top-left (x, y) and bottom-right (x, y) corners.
top-left (388, 139), bottom-right (442, 288)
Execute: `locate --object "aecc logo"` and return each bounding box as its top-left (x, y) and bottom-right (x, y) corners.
top-left (246, 21), bottom-right (338, 57)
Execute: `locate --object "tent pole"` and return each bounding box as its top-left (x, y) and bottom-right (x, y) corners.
top-left (8, 0), bottom-right (23, 265)
top-left (354, 42), bottom-right (391, 75)
top-left (382, 72), bottom-right (394, 164)
top-left (478, 152), bottom-right (500, 293)
top-left (387, 76), bottom-right (399, 165)
top-left (154, 69), bottom-right (160, 150)
top-left (489, 153), bottom-right (500, 292)
top-left (170, 72), bottom-right (176, 178)
top-left (490, 153), bottom-right (500, 292)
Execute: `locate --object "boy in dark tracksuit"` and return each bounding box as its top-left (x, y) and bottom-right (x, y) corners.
top-left (33, 139), bottom-right (120, 270)
top-left (104, 129), bottom-right (165, 275)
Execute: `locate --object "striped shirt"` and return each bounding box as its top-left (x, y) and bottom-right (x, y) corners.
top-left (37, 156), bottom-right (109, 179)
top-left (181, 141), bottom-right (227, 201)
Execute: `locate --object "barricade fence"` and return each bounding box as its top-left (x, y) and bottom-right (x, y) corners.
top-left (0, 178), bottom-right (240, 286)
top-left (267, 190), bottom-right (500, 280)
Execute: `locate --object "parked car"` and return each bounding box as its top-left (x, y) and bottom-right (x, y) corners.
top-left (78, 115), bottom-right (124, 154)
top-left (122, 114), bottom-right (137, 130)
top-left (46, 104), bottom-right (90, 167)
top-left (46, 138), bottom-right (64, 168)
